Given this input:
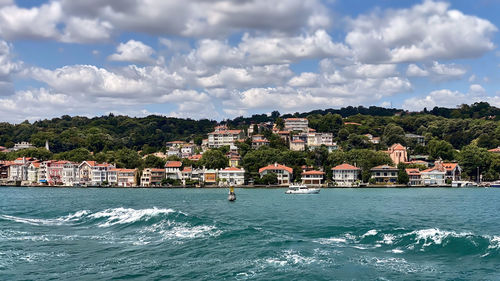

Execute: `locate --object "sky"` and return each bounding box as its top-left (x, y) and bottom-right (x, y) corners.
top-left (0, 0), bottom-right (500, 123)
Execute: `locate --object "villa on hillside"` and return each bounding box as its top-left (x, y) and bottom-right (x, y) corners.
top-left (387, 143), bottom-right (408, 165)
top-left (284, 118), bottom-right (309, 132)
top-left (165, 161), bottom-right (183, 180)
top-left (331, 163), bottom-right (361, 187)
top-left (207, 125), bottom-right (244, 148)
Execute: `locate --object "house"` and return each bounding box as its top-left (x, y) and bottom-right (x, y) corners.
top-left (141, 168), bottom-right (165, 187)
top-left (258, 163), bottom-right (293, 185)
top-left (218, 167), bottom-right (245, 186)
top-left (332, 164), bottom-right (361, 187)
top-left (404, 160), bottom-right (429, 168)
top-left (12, 141), bottom-right (35, 151)
top-left (27, 161), bottom-right (40, 183)
top-left (207, 125), bottom-right (244, 148)
top-left (364, 134), bottom-right (381, 144)
top-left (188, 154), bottom-right (202, 161)
top-left (290, 139), bottom-right (305, 151)
top-left (203, 169), bottom-right (218, 184)
top-left (252, 139), bottom-right (270, 148)
top-left (301, 170), bottom-right (324, 186)
top-left (181, 144), bottom-right (195, 158)
top-left (370, 165), bottom-right (398, 184)
top-left (37, 161), bottom-right (52, 184)
top-left (307, 132), bottom-right (333, 147)
top-left (406, 168), bottom-right (422, 186)
top-left (78, 161), bottom-right (115, 186)
top-left (166, 141), bottom-right (187, 149)
top-left (421, 166), bottom-right (446, 186)
top-left (0, 162), bottom-right (9, 180)
top-left (165, 161), bottom-right (182, 180)
top-left (47, 160), bottom-right (68, 185)
top-left (284, 118), bottom-right (309, 132)
top-left (9, 158), bottom-right (31, 181)
top-left (61, 162), bottom-right (79, 186)
top-left (405, 133), bottom-right (426, 146)
top-left (229, 155), bottom-right (241, 167)
top-left (167, 147), bottom-right (181, 158)
top-left (387, 143), bottom-right (408, 165)
top-left (109, 168), bottom-right (136, 187)
top-left (442, 163), bottom-right (461, 181)
top-left (276, 131), bottom-right (291, 143)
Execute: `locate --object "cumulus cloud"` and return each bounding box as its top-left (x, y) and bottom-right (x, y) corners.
top-left (0, 40), bottom-right (22, 94)
top-left (346, 0), bottom-right (497, 63)
top-left (406, 61), bottom-right (466, 81)
top-left (108, 40), bottom-right (155, 64)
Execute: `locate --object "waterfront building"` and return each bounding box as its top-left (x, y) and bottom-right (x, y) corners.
top-left (218, 167), bottom-right (245, 186)
top-left (61, 162), bottom-right (79, 186)
top-left (301, 170), bottom-right (324, 186)
top-left (141, 168), bottom-right (165, 187)
top-left (27, 162), bottom-right (40, 183)
top-left (9, 158), bottom-right (30, 181)
top-left (331, 163), bottom-right (361, 187)
top-left (421, 166), bottom-right (446, 186)
top-left (203, 169), bottom-right (218, 184)
top-left (258, 163), bottom-right (293, 185)
top-left (284, 118), bottom-right (308, 132)
top-left (109, 168), bottom-right (137, 187)
top-left (165, 161), bottom-right (182, 180)
top-left (387, 143), bottom-right (408, 165)
top-left (442, 163), bottom-right (461, 181)
top-left (370, 165), bottom-right (398, 184)
top-left (78, 161), bottom-right (114, 186)
top-left (406, 168), bottom-right (422, 186)
top-left (0, 162), bottom-right (9, 180)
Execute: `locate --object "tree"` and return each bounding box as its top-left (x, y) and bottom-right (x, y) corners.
top-left (54, 148), bottom-right (92, 163)
top-left (382, 123), bottom-right (406, 146)
top-left (427, 139), bottom-right (455, 161)
top-left (397, 163), bottom-right (409, 184)
top-left (199, 149), bottom-right (227, 169)
top-left (275, 117), bottom-right (285, 130)
top-left (114, 148), bottom-right (144, 169)
top-left (458, 145), bottom-right (492, 181)
top-left (256, 173), bottom-right (278, 185)
top-left (144, 155), bottom-right (166, 168)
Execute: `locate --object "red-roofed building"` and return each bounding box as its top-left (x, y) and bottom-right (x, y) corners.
top-left (108, 168), bottom-right (137, 187)
top-left (259, 163), bottom-right (293, 185)
top-left (208, 126), bottom-right (244, 148)
top-left (421, 165), bottom-right (446, 186)
top-left (290, 139), bottom-right (305, 151)
top-left (284, 118), bottom-right (308, 132)
top-left (141, 168), bottom-right (165, 187)
top-left (218, 167), bottom-right (245, 186)
top-left (165, 161), bottom-right (182, 180)
top-left (344, 122), bottom-right (361, 126)
top-left (78, 161), bottom-right (115, 186)
top-left (252, 138), bottom-right (270, 149)
top-left (188, 154), bottom-right (202, 161)
top-left (405, 168), bottom-right (422, 186)
top-left (442, 162), bottom-right (461, 181)
top-left (332, 164), bottom-right (361, 186)
top-left (301, 170), bottom-right (324, 186)
top-left (387, 143), bottom-right (408, 165)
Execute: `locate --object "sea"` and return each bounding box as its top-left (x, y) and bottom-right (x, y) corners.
top-left (1, 187), bottom-right (499, 280)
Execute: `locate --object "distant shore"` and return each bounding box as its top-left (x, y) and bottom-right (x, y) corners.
top-left (0, 184), bottom-right (484, 188)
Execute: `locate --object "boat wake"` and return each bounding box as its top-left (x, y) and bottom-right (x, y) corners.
top-left (315, 228), bottom-right (500, 257)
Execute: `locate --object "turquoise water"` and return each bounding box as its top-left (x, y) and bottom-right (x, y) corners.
top-left (1, 187), bottom-right (500, 280)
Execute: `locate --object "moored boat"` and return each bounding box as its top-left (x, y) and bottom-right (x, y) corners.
top-left (285, 184), bottom-right (320, 194)
top-left (451, 181), bottom-right (478, 187)
top-left (490, 181), bottom-right (500, 188)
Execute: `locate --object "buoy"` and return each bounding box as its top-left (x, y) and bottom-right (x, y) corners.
top-left (228, 186), bottom-right (236, 201)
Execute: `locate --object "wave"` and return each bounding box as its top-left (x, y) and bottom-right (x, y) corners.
top-left (0, 210), bottom-right (89, 226)
top-left (316, 228), bottom-right (500, 257)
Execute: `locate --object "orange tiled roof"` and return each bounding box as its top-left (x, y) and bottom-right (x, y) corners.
top-left (222, 167), bottom-right (244, 172)
top-left (405, 168), bottom-right (421, 175)
top-left (165, 161), bottom-right (182, 168)
top-left (442, 163), bottom-right (458, 171)
top-left (259, 163), bottom-right (293, 174)
top-left (302, 170), bottom-right (325, 175)
top-left (371, 164), bottom-right (397, 170)
top-left (332, 163), bottom-right (360, 170)
top-left (488, 147), bottom-right (500, 153)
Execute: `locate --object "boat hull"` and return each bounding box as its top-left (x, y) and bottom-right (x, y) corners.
top-left (285, 189), bottom-right (320, 194)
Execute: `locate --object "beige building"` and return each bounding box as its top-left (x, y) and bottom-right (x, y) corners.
top-left (387, 143), bottom-right (408, 165)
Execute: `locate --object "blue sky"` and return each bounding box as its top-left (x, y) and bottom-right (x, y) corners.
top-left (0, 0), bottom-right (499, 122)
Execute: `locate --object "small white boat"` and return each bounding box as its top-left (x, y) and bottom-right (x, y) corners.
top-left (451, 181), bottom-right (478, 187)
top-left (285, 184), bottom-right (320, 194)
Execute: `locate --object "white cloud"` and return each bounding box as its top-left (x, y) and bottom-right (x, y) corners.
top-left (62, 17), bottom-right (113, 43)
top-left (108, 40), bottom-right (155, 64)
top-left (406, 64), bottom-right (429, 77)
top-left (0, 40), bottom-right (21, 94)
top-left (346, 0), bottom-right (497, 63)
top-left (469, 84), bottom-right (485, 93)
top-left (198, 65), bottom-right (293, 89)
top-left (288, 72), bottom-right (319, 87)
top-left (406, 61), bottom-right (466, 81)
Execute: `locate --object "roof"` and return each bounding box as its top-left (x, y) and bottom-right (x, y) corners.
top-left (390, 143), bottom-right (406, 150)
top-left (278, 131), bottom-right (290, 134)
top-left (167, 141), bottom-right (186, 144)
top-left (110, 168), bottom-right (136, 172)
top-left (259, 163), bottom-right (293, 174)
top-left (252, 139), bottom-right (269, 143)
top-left (188, 154), bottom-right (202, 161)
top-left (150, 168), bottom-right (165, 172)
top-left (221, 167), bottom-right (244, 172)
top-left (165, 161), bottom-right (182, 168)
top-left (488, 147), bottom-right (500, 153)
top-left (370, 165), bottom-right (397, 171)
top-left (209, 130), bottom-right (242, 135)
top-left (421, 167), bottom-right (445, 173)
top-left (285, 118), bottom-right (307, 121)
top-left (344, 122), bottom-right (361, 125)
top-left (182, 167), bottom-right (192, 172)
top-left (302, 170), bottom-right (325, 175)
top-left (332, 163), bottom-right (360, 170)
top-left (442, 163), bottom-right (459, 171)
top-left (405, 168), bottom-right (421, 175)
top-left (291, 139), bottom-right (305, 143)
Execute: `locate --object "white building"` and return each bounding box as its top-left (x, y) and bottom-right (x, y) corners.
top-left (78, 161), bottom-right (114, 186)
top-left (207, 126), bottom-right (244, 148)
top-left (259, 163), bottom-right (293, 185)
top-left (421, 166), bottom-right (446, 186)
top-left (284, 118), bottom-right (308, 132)
top-left (307, 132), bottom-right (333, 147)
top-left (27, 162), bottom-right (40, 183)
top-left (332, 163), bottom-right (361, 187)
top-left (301, 170), bottom-right (324, 186)
top-left (62, 162), bottom-right (79, 186)
top-left (218, 167), bottom-right (245, 186)
top-left (181, 145), bottom-right (195, 158)
top-left (12, 142), bottom-right (35, 151)
top-left (165, 161), bottom-right (182, 180)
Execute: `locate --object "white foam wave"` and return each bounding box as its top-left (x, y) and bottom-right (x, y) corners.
top-left (0, 210), bottom-right (89, 226)
top-left (361, 229), bottom-right (378, 238)
top-left (266, 250), bottom-right (317, 267)
top-left (408, 228), bottom-right (473, 248)
top-left (89, 207), bottom-right (175, 227)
